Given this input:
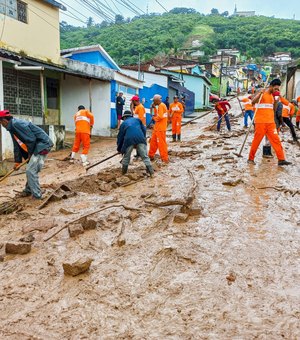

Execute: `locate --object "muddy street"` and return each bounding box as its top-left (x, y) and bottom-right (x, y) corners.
top-left (0, 98), bottom-right (299, 339)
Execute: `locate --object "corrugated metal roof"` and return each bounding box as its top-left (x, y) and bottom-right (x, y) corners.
top-left (42, 0), bottom-right (66, 11)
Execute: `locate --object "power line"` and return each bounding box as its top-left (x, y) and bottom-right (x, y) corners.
top-left (60, 0), bottom-right (90, 21)
top-left (155, 0), bottom-right (168, 12)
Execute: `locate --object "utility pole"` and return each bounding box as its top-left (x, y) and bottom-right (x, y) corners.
top-left (137, 53), bottom-right (141, 80)
top-left (219, 51), bottom-right (224, 98)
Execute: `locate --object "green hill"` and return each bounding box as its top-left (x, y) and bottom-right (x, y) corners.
top-left (60, 11), bottom-right (300, 65)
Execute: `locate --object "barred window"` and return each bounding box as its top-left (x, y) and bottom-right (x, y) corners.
top-left (0, 0), bottom-right (27, 23)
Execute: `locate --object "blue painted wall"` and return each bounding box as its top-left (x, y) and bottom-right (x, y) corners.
top-left (138, 84), bottom-right (168, 125)
top-left (110, 80), bottom-right (117, 129)
top-left (69, 51), bottom-right (119, 70)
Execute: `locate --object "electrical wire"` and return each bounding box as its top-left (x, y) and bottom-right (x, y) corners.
top-left (155, 0), bottom-right (168, 12)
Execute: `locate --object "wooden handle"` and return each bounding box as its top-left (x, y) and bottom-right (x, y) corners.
top-left (0, 158), bottom-right (29, 183)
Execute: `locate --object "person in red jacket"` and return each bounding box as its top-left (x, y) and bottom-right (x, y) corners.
top-left (215, 99), bottom-right (231, 132)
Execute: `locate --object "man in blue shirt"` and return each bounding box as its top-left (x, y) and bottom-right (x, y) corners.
top-left (117, 111), bottom-right (154, 176)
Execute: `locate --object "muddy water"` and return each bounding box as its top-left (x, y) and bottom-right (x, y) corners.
top-left (0, 99), bottom-right (300, 339)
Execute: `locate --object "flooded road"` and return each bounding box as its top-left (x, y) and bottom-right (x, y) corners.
top-left (0, 98), bottom-right (299, 339)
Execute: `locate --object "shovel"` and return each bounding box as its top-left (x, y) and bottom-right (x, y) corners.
top-left (86, 152), bottom-right (119, 172)
top-left (0, 159), bottom-right (29, 183)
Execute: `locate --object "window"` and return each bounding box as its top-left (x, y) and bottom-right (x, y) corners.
top-left (0, 0), bottom-right (27, 23)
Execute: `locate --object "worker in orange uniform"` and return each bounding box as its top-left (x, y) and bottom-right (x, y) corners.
top-left (281, 100), bottom-right (298, 142)
top-left (241, 95), bottom-right (254, 128)
top-left (248, 79), bottom-right (291, 166)
top-left (148, 94), bottom-right (169, 163)
top-left (292, 99), bottom-right (300, 129)
top-left (131, 95), bottom-right (146, 126)
top-left (70, 105), bottom-right (94, 166)
top-left (169, 95), bottom-right (184, 142)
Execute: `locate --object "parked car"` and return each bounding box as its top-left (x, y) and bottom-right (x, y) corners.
top-left (209, 93), bottom-right (220, 103)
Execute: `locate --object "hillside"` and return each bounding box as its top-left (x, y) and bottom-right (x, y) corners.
top-left (60, 12), bottom-right (300, 65)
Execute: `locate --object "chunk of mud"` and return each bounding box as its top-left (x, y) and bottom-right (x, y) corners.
top-left (23, 218), bottom-right (57, 234)
top-left (226, 272), bottom-right (236, 285)
top-left (116, 237), bottom-right (126, 247)
top-left (203, 144), bottom-right (211, 149)
top-left (211, 155), bottom-right (222, 161)
top-left (181, 206), bottom-right (202, 217)
top-left (174, 213), bottom-right (189, 223)
top-left (115, 177), bottom-right (131, 186)
top-left (68, 224), bottom-right (84, 238)
top-left (196, 164), bottom-right (205, 170)
top-left (59, 208), bottom-right (74, 215)
top-left (81, 217), bottom-right (98, 230)
top-left (127, 173), bottom-right (140, 181)
top-left (222, 179), bottom-right (243, 187)
top-left (107, 212), bottom-right (121, 224)
top-left (128, 211), bottom-right (139, 221)
top-left (5, 242), bottom-right (31, 255)
top-left (19, 233), bottom-right (35, 243)
top-left (63, 257), bottom-right (93, 276)
top-left (99, 183), bottom-right (113, 192)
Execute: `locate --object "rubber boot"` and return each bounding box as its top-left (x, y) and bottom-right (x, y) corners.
top-left (80, 154), bottom-right (90, 166)
top-left (262, 145), bottom-right (273, 158)
top-left (70, 151), bottom-right (76, 163)
top-left (146, 165), bottom-right (154, 176)
top-left (122, 165), bottom-right (128, 175)
top-left (177, 134), bottom-right (181, 142)
top-left (172, 134), bottom-right (176, 142)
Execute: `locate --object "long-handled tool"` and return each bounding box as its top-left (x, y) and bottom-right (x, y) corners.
top-left (234, 77), bottom-right (270, 158)
top-left (0, 159), bottom-right (29, 183)
top-left (86, 152), bottom-right (119, 172)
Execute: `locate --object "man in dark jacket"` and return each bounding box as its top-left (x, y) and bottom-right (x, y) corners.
top-left (117, 111), bottom-right (154, 176)
top-left (0, 110), bottom-right (53, 199)
top-left (116, 91), bottom-right (125, 129)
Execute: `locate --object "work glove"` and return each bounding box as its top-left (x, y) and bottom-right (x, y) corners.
top-left (14, 163), bottom-right (21, 170)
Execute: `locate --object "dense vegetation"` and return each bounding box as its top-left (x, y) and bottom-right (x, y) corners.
top-left (60, 8), bottom-right (300, 65)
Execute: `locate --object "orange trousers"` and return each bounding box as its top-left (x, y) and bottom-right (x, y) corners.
top-left (149, 130), bottom-right (168, 162)
top-left (249, 123), bottom-right (285, 161)
top-left (72, 132), bottom-right (90, 155)
top-left (172, 114), bottom-right (182, 135)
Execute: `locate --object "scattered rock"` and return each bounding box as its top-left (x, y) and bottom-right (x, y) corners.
top-left (222, 179), bottom-right (243, 187)
top-left (182, 206), bottom-right (202, 217)
top-left (196, 164), bottom-right (205, 170)
top-left (19, 233), bottom-right (35, 243)
top-left (226, 272), bottom-right (236, 285)
top-left (99, 183), bottom-right (113, 192)
top-left (59, 208), bottom-right (74, 215)
top-left (117, 237), bottom-right (126, 247)
top-left (5, 242), bottom-right (31, 255)
top-left (68, 224), bottom-right (84, 237)
top-left (128, 211), bottom-right (139, 221)
top-left (23, 218), bottom-right (57, 234)
top-left (174, 213), bottom-right (189, 223)
top-left (115, 177), bottom-right (131, 186)
top-left (211, 155), bottom-right (222, 161)
top-left (63, 257), bottom-right (93, 276)
top-left (82, 217), bottom-right (98, 230)
top-left (127, 173), bottom-right (140, 181)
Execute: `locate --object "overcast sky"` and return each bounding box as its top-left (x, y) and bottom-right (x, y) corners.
top-left (60, 0), bottom-right (299, 26)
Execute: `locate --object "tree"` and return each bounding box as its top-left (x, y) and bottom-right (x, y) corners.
top-left (115, 14), bottom-right (125, 24)
top-left (221, 11), bottom-right (229, 17)
top-left (86, 17), bottom-right (94, 28)
top-left (169, 7), bottom-right (197, 14)
top-left (210, 8), bottom-right (219, 15)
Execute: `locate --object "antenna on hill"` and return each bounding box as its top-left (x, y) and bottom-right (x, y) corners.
top-left (146, 1), bottom-right (149, 15)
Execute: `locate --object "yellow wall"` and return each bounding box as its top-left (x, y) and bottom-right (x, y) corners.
top-left (0, 0), bottom-right (61, 64)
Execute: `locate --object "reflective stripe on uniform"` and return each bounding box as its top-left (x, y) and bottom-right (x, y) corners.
top-left (282, 105), bottom-right (291, 112)
top-left (75, 115), bottom-right (90, 123)
top-left (163, 113), bottom-right (168, 118)
top-left (255, 104), bottom-right (274, 109)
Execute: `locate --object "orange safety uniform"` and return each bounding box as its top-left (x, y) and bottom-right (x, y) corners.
top-left (148, 102), bottom-right (168, 162)
top-left (249, 92), bottom-right (287, 161)
top-left (282, 102), bottom-right (295, 118)
top-left (169, 102), bottom-right (184, 135)
top-left (133, 103), bottom-right (146, 125)
top-left (72, 109), bottom-right (94, 155)
top-left (296, 96), bottom-right (300, 123)
top-left (241, 97), bottom-right (254, 111)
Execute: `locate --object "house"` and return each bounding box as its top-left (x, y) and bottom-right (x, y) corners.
top-left (160, 70), bottom-right (211, 110)
top-left (285, 60), bottom-right (300, 101)
top-left (122, 66), bottom-right (195, 116)
top-left (61, 45), bottom-right (144, 129)
top-left (0, 1), bottom-right (124, 161)
top-left (233, 5), bottom-right (255, 17)
top-left (267, 52), bottom-right (292, 64)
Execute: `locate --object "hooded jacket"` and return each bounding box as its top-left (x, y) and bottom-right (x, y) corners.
top-left (6, 118), bottom-right (53, 163)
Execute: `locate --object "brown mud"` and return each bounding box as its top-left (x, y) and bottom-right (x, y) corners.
top-left (0, 99), bottom-right (300, 339)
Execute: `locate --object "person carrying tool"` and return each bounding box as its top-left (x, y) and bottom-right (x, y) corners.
top-left (130, 95), bottom-right (146, 126)
top-left (215, 98), bottom-right (231, 132)
top-left (169, 95), bottom-right (184, 142)
top-left (117, 111), bottom-right (154, 176)
top-left (70, 105), bottom-right (94, 167)
top-left (281, 99), bottom-right (298, 142)
top-left (241, 95), bottom-right (254, 128)
top-left (248, 78), bottom-right (291, 166)
top-left (0, 110), bottom-right (53, 199)
top-left (148, 94), bottom-right (169, 163)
